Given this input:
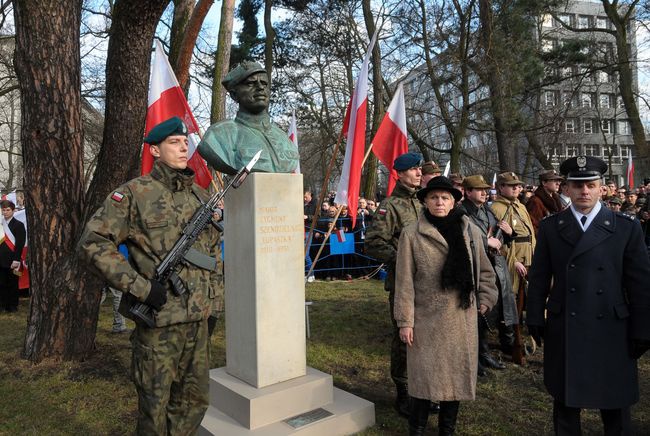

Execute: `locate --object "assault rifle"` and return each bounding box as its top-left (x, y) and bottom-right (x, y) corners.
top-left (129, 150), bottom-right (262, 327)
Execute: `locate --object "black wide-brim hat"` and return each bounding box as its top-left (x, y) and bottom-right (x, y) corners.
top-left (417, 176), bottom-right (463, 203)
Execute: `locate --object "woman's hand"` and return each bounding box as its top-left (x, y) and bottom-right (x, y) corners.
top-left (514, 261), bottom-right (527, 277)
top-left (399, 327), bottom-right (413, 347)
top-left (479, 304), bottom-right (488, 315)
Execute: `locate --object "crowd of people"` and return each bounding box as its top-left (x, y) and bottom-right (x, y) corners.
top-left (348, 151), bottom-right (650, 436)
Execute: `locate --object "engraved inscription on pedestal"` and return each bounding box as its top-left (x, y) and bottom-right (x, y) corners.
top-left (284, 408), bottom-right (334, 429)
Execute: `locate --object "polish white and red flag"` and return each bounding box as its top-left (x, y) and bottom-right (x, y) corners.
top-left (334, 29), bottom-right (378, 228)
top-left (627, 151), bottom-right (635, 189)
top-left (142, 41), bottom-right (212, 188)
top-left (371, 83), bottom-right (408, 196)
top-left (288, 109), bottom-right (300, 174)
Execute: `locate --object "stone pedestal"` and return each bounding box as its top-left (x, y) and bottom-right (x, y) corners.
top-left (201, 173), bottom-right (375, 435)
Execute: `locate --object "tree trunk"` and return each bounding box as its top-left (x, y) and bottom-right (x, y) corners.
top-left (169, 0), bottom-right (195, 74)
top-left (14, 0), bottom-right (102, 362)
top-left (173, 0), bottom-right (215, 91)
top-left (361, 0), bottom-right (380, 200)
top-left (210, 0), bottom-right (235, 123)
top-left (84, 0), bottom-right (170, 221)
top-left (263, 0), bottom-right (275, 78)
top-left (602, 0), bottom-right (648, 181)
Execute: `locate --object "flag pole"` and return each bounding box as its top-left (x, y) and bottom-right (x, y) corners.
top-left (361, 143), bottom-right (374, 168)
top-left (305, 205), bottom-right (344, 282)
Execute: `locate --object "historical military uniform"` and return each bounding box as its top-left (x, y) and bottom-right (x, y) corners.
top-left (198, 61), bottom-right (299, 175)
top-left (526, 169), bottom-right (564, 234)
top-left (365, 152), bottom-right (423, 415)
top-left (79, 118), bottom-right (222, 435)
top-left (527, 156), bottom-right (650, 435)
top-left (491, 172), bottom-right (536, 294)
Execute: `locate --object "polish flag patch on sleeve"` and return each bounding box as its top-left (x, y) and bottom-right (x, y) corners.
top-left (111, 191), bottom-right (125, 202)
top-left (378, 208), bottom-right (387, 216)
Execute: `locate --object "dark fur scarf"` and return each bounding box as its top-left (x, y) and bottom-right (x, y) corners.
top-left (424, 207), bottom-right (474, 309)
top-left (533, 187), bottom-right (562, 214)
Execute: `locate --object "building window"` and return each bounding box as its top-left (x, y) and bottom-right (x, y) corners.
top-left (542, 39), bottom-right (554, 53)
top-left (580, 67), bottom-right (593, 83)
top-left (596, 17), bottom-right (609, 29)
top-left (578, 15), bottom-right (591, 29)
top-left (561, 66), bottom-right (573, 79)
top-left (563, 92), bottom-right (575, 107)
top-left (542, 14), bottom-right (554, 28)
top-left (584, 119), bottom-right (594, 134)
top-left (617, 120), bottom-right (630, 135)
top-left (566, 144), bottom-right (580, 157)
top-left (557, 13), bottom-right (573, 27)
top-left (581, 93), bottom-right (593, 108)
top-left (601, 119), bottom-right (613, 134)
top-left (599, 94), bottom-right (611, 109)
top-left (597, 70), bottom-right (610, 83)
top-left (545, 90), bottom-right (557, 106)
top-left (584, 144), bottom-right (599, 157)
top-left (621, 145), bottom-right (630, 159)
top-left (618, 96), bottom-right (625, 109)
top-left (565, 119), bottom-right (576, 133)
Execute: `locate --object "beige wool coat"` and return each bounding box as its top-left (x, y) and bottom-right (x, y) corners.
top-left (394, 214), bottom-right (498, 402)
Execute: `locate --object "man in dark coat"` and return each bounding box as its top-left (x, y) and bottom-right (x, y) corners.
top-left (526, 169), bottom-right (564, 234)
top-left (0, 199), bottom-right (26, 312)
top-left (527, 156), bottom-right (650, 435)
top-left (458, 175), bottom-right (518, 375)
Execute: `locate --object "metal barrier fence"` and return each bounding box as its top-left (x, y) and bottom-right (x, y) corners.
top-left (305, 221), bottom-right (383, 278)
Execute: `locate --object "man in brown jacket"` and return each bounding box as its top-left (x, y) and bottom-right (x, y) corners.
top-left (526, 170), bottom-right (564, 234)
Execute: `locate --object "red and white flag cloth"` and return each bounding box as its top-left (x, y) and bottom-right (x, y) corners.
top-left (334, 228), bottom-right (346, 243)
top-left (288, 109), bottom-right (300, 174)
top-left (334, 29), bottom-right (378, 228)
top-left (142, 40), bottom-right (212, 189)
top-left (627, 151), bottom-right (635, 189)
top-left (371, 83), bottom-right (408, 196)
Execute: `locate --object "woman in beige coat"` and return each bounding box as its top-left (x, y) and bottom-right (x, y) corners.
top-left (394, 176), bottom-right (498, 436)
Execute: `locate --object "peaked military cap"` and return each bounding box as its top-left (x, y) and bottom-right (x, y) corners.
top-left (497, 171), bottom-right (524, 186)
top-left (463, 175), bottom-right (492, 189)
top-left (393, 152), bottom-right (424, 171)
top-left (539, 169), bottom-right (564, 182)
top-left (422, 161), bottom-right (442, 176)
top-left (222, 61), bottom-right (267, 91)
top-left (417, 176), bottom-right (462, 202)
top-left (560, 156), bottom-right (607, 181)
top-left (144, 116), bottom-right (188, 145)
top-left (608, 196), bottom-right (623, 205)
top-left (449, 173), bottom-right (464, 185)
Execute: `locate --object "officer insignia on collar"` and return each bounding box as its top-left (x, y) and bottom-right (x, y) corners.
top-left (378, 208), bottom-right (387, 216)
top-left (111, 191), bottom-right (125, 202)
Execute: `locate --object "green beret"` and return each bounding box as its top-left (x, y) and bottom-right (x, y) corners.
top-left (222, 61), bottom-right (267, 91)
top-left (144, 116), bottom-right (188, 145)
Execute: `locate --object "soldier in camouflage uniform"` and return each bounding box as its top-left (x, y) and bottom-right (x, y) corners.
top-left (79, 117), bottom-right (223, 435)
top-left (365, 152), bottom-right (425, 417)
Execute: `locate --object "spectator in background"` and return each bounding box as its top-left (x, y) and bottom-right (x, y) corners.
top-left (0, 200), bottom-right (26, 312)
top-left (559, 181), bottom-right (572, 208)
top-left (367, 200), bottom-right (377, 214)
top-left (623, 191), bottom-right (638, 211)
top-left (449, 173), bottom-right (464, 197)
top-left (304, 190), bottom-right (316, 223)
top-left (608, 196), bottom-right (623, 212)
top-left (616, 187), bottom-right (627, 202)
top-left (526, 170), bottom-right (563, 234)
top-left (421, 161), bottom-right (442, 188)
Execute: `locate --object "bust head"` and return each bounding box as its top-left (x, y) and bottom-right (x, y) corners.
top-left (222, 61), bottom-right (270, 115)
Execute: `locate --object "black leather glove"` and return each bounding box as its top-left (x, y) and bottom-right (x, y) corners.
top-left (528, 324), bottom-right (544, 347)
top-left (631, 339), bottom-right (650, 359)
top-left (144, 280), bottom-right (167, 311)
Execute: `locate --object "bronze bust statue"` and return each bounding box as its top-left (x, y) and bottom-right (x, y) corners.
top-left (197, 61), bottom-right (300, 175)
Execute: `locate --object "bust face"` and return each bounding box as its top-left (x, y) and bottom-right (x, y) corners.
top-left (232, 72), bottom-right (270, 114)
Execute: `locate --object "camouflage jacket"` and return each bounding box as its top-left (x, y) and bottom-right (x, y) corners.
top-left (79, 161), bottom-right (223, 327)
top-left (365, 181), bottom-right (421, 292)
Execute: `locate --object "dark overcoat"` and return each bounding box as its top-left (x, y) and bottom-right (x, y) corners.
top-left (0, 218), bottom-right (26, 268)
top-left (527, 206), bottom-right (650, 409)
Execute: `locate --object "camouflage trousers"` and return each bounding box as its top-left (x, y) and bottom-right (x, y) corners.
top-left (388, 289), bottom-right (407, 386)
top-left (130, 319), bottom-right (210, 435)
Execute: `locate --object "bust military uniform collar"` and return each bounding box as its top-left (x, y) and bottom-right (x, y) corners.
top-left (150, 160), bottom-right (195, 192)
top-left (235, 110), bottom-right (273, 132)
top-left (393, 180), bottom-right (419, 198)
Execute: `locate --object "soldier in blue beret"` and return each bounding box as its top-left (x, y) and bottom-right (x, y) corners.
top-left (393, 152), bottom-right (424, 171)
top-left (528, 155), bottom-right (650, 434)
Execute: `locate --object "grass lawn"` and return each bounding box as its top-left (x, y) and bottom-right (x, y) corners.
top-left (1, 279), bottom-right (650, 435)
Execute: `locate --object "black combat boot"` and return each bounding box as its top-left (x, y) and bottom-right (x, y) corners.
top-left (498, 323), bottom-right (515, 355)
top-left (394, 382), bottom-right (410, 418)
top-left (438, 401), bottom-right (460, 436)
top-left (430, 401), bottom-right (440, 413)
top-left (479, 322), bottom-right (505, 370)
top-left (409, 397), bottom-right (431, 436)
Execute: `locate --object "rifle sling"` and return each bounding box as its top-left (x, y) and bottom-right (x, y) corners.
top-left (184, 247), bottom-right (217, 271)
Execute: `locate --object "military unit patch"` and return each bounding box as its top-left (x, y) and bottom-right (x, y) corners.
top-left (111, 191), bottom-right (124, 202)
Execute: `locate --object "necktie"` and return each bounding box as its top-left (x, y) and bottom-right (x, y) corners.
top-left (580, 215), bottom-right (587, 227)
